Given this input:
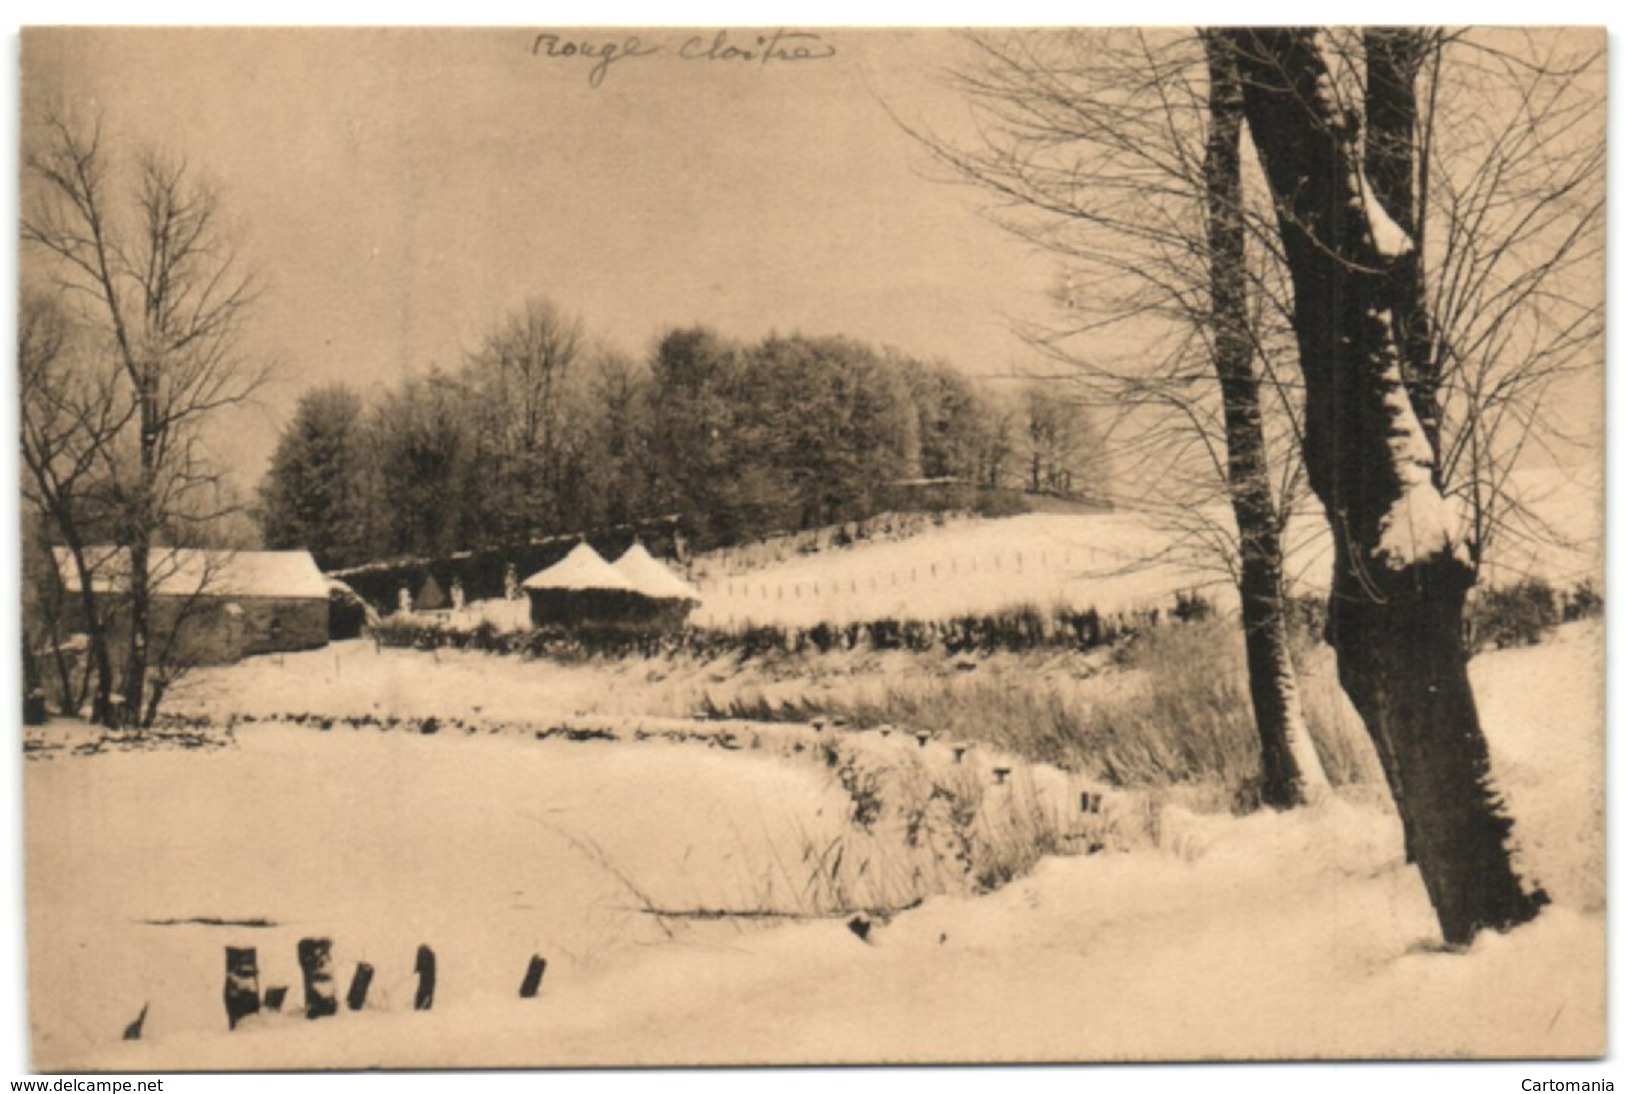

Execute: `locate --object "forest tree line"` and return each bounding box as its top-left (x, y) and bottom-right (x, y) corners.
top-left (257, 298), bottom-right (1106, 571)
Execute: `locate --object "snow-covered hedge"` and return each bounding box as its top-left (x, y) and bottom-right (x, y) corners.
top-left (366, 596), bottom-right (1217, 661)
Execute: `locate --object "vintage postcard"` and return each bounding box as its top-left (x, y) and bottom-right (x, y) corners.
top-left (12, 25), bottom-right (1606, 1072)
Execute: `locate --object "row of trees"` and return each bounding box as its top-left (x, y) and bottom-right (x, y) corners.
top-left (921, 27), bottom-right (1600, 944)
top-left (18, 109), bottom-right (1104, 726)
top-left (258, 306), bottom-right (1107, 569)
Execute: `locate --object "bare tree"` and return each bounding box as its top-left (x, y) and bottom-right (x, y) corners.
top-left (136, 546), bottom-right (237, 727)
top-left (22, 107), bottom-right (267, 727)
top-left (1221, 26), bottom-right (1552, 944)
top-left (466, 296), bottom-right (586, 538)
top-left (1299, 29), bottom-right (1603, 581)
top-left (18, 290), bottom-right (130, 722)
top-left (911, 26), bottom-right (1600, 818)
top-left (1201, 31), bottom-right (1329, 806)
top-left (913, 29), bottom-right (1328, 807)
top-left (1016, 381), bottom-right (1104, 498)
top-left (1408, 31), bottom-right (1603, 579)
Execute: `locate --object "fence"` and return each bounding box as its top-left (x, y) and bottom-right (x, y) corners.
top-left (697, 543), bottom-right (1122, 599)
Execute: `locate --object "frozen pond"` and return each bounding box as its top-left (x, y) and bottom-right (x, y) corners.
top-left (24, 723), bottom-right (860, 1066)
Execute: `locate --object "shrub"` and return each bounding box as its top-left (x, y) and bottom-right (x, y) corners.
top-left (970, 489), bottom-right (1031, 518)
top-left (1468, 578), bottom-right (1561, 653)
top-left (734, 623), bottom-right (791, 660)
top-left (867, 617), bottom-right (902, 650)
top-left (370, 589), bottom-right (1224, 667)
top-left (370, 614), bottom-right (448, 649)
top-left (1563, 578), bottom-right (1605, 622)
top-left (773, 746), bottom-right (1076, 916)
top-left (1173, 588), bottom-right (1215, 622)
top-left (1284, 595), bottom-right (1328, 646)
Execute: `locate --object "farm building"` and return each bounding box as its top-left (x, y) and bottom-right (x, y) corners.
top-left (325, 514), bottom-right (686, 612)
top-left (522, 542), bottom-right (700, 631)
top-left (520, 543), bottom-right (643, 628)
top-left (52, 547), bottom-right (331, 664)
top-left (612, 543), bottom-right (701, 629)
top-left (326, 577), bottom-right (377, 640)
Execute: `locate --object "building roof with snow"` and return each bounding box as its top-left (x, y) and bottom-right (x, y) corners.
top-left (520, 543), bottom-right (636, 593)
top-left (612, 543), bottom-right (701, 602)
top-left (52, 547), bottom-right (330, 601)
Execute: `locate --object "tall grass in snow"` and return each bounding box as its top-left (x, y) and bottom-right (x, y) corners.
top-left (738, 743), bottom-right (1134, 916)
top-left (577, 733), bottom-right (1125, 922)
top-left (705, 616), bottom-right (1381, 810)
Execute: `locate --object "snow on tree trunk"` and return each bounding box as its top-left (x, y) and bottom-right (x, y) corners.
top-left (1225, 27), bottom-right (1545, 945)
top-left (1203, 31), bottom-right (1328, 808)
top-left (1364, 27), bottom-right (1441, 458)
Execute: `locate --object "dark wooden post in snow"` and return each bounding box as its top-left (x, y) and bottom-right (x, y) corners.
top-left (414, 944), bottom-right (437, 1011)
top-left (223, 946), bottom-right (260, 1030)
top-left (1224, 27), bottom-right (1546, 945)
top-left (519, 955), bottom-right (547, 998)
top-left (297, 938), bottom-right (338, 1019)
top-left (346, 962), bottom-right (374, 1011)
top-left (122, 1003), bottom-right (149, 1041)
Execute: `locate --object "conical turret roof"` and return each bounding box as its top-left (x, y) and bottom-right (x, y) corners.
top-left (521, 543), bottom-right (635, 592)
top-left (613, 542), bottom-right (701, 602)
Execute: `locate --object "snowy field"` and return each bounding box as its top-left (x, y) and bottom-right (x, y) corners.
top-left (22, 724), bottom-right (881, 1068)
top-left (156, 634), bottom-right (1136, 740)
top-left (689, 509), bottom-right (1235, 627)
top-left (685, 466), bottom-right (1602, 627)
top-left (21, 619), bottom-right (1604, 1068)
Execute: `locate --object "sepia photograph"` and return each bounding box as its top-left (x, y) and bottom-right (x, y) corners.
top-left (7, 19), bottom-right (1608, 1077)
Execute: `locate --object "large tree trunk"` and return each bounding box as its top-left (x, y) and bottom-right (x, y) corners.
top-left (1224, 27), bottom-right (1545, 946)
top-left (1361, 26), bottom-right (1441, 861)
top-left (122, 533), bottom-right (150, 730)
top-left (63, 542), bottom-right (116, 725)
top-left (88, 624), bottom-right (115, 724)
top-left (122, 373), bottom-right (160, 729)
top-left (22, 635), bottom-right (47, 726)
top-left (1203, 32), bottom-right (1328, 809)
top-left (35, 513), bottom-right (116, 724)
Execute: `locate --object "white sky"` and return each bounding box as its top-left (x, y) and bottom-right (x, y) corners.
top-left (15, 22), bottom-right (1609, 491)
top-left (20, 27), bottom-right (1064, 484)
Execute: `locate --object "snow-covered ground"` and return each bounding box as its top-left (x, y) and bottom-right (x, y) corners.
top-left (689, 510), bottom-right (1232, 626)
top-left (685, 467), bottom-right (1601, 627)
top-left (161, 634), bottom-right (1135, 731)
top-left (21, 620), bottom-right (1604, 1068)
top-left (23, 723), bottom-right (891, 1069)
top-left (356, 467), bottom-right (1599, 638)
